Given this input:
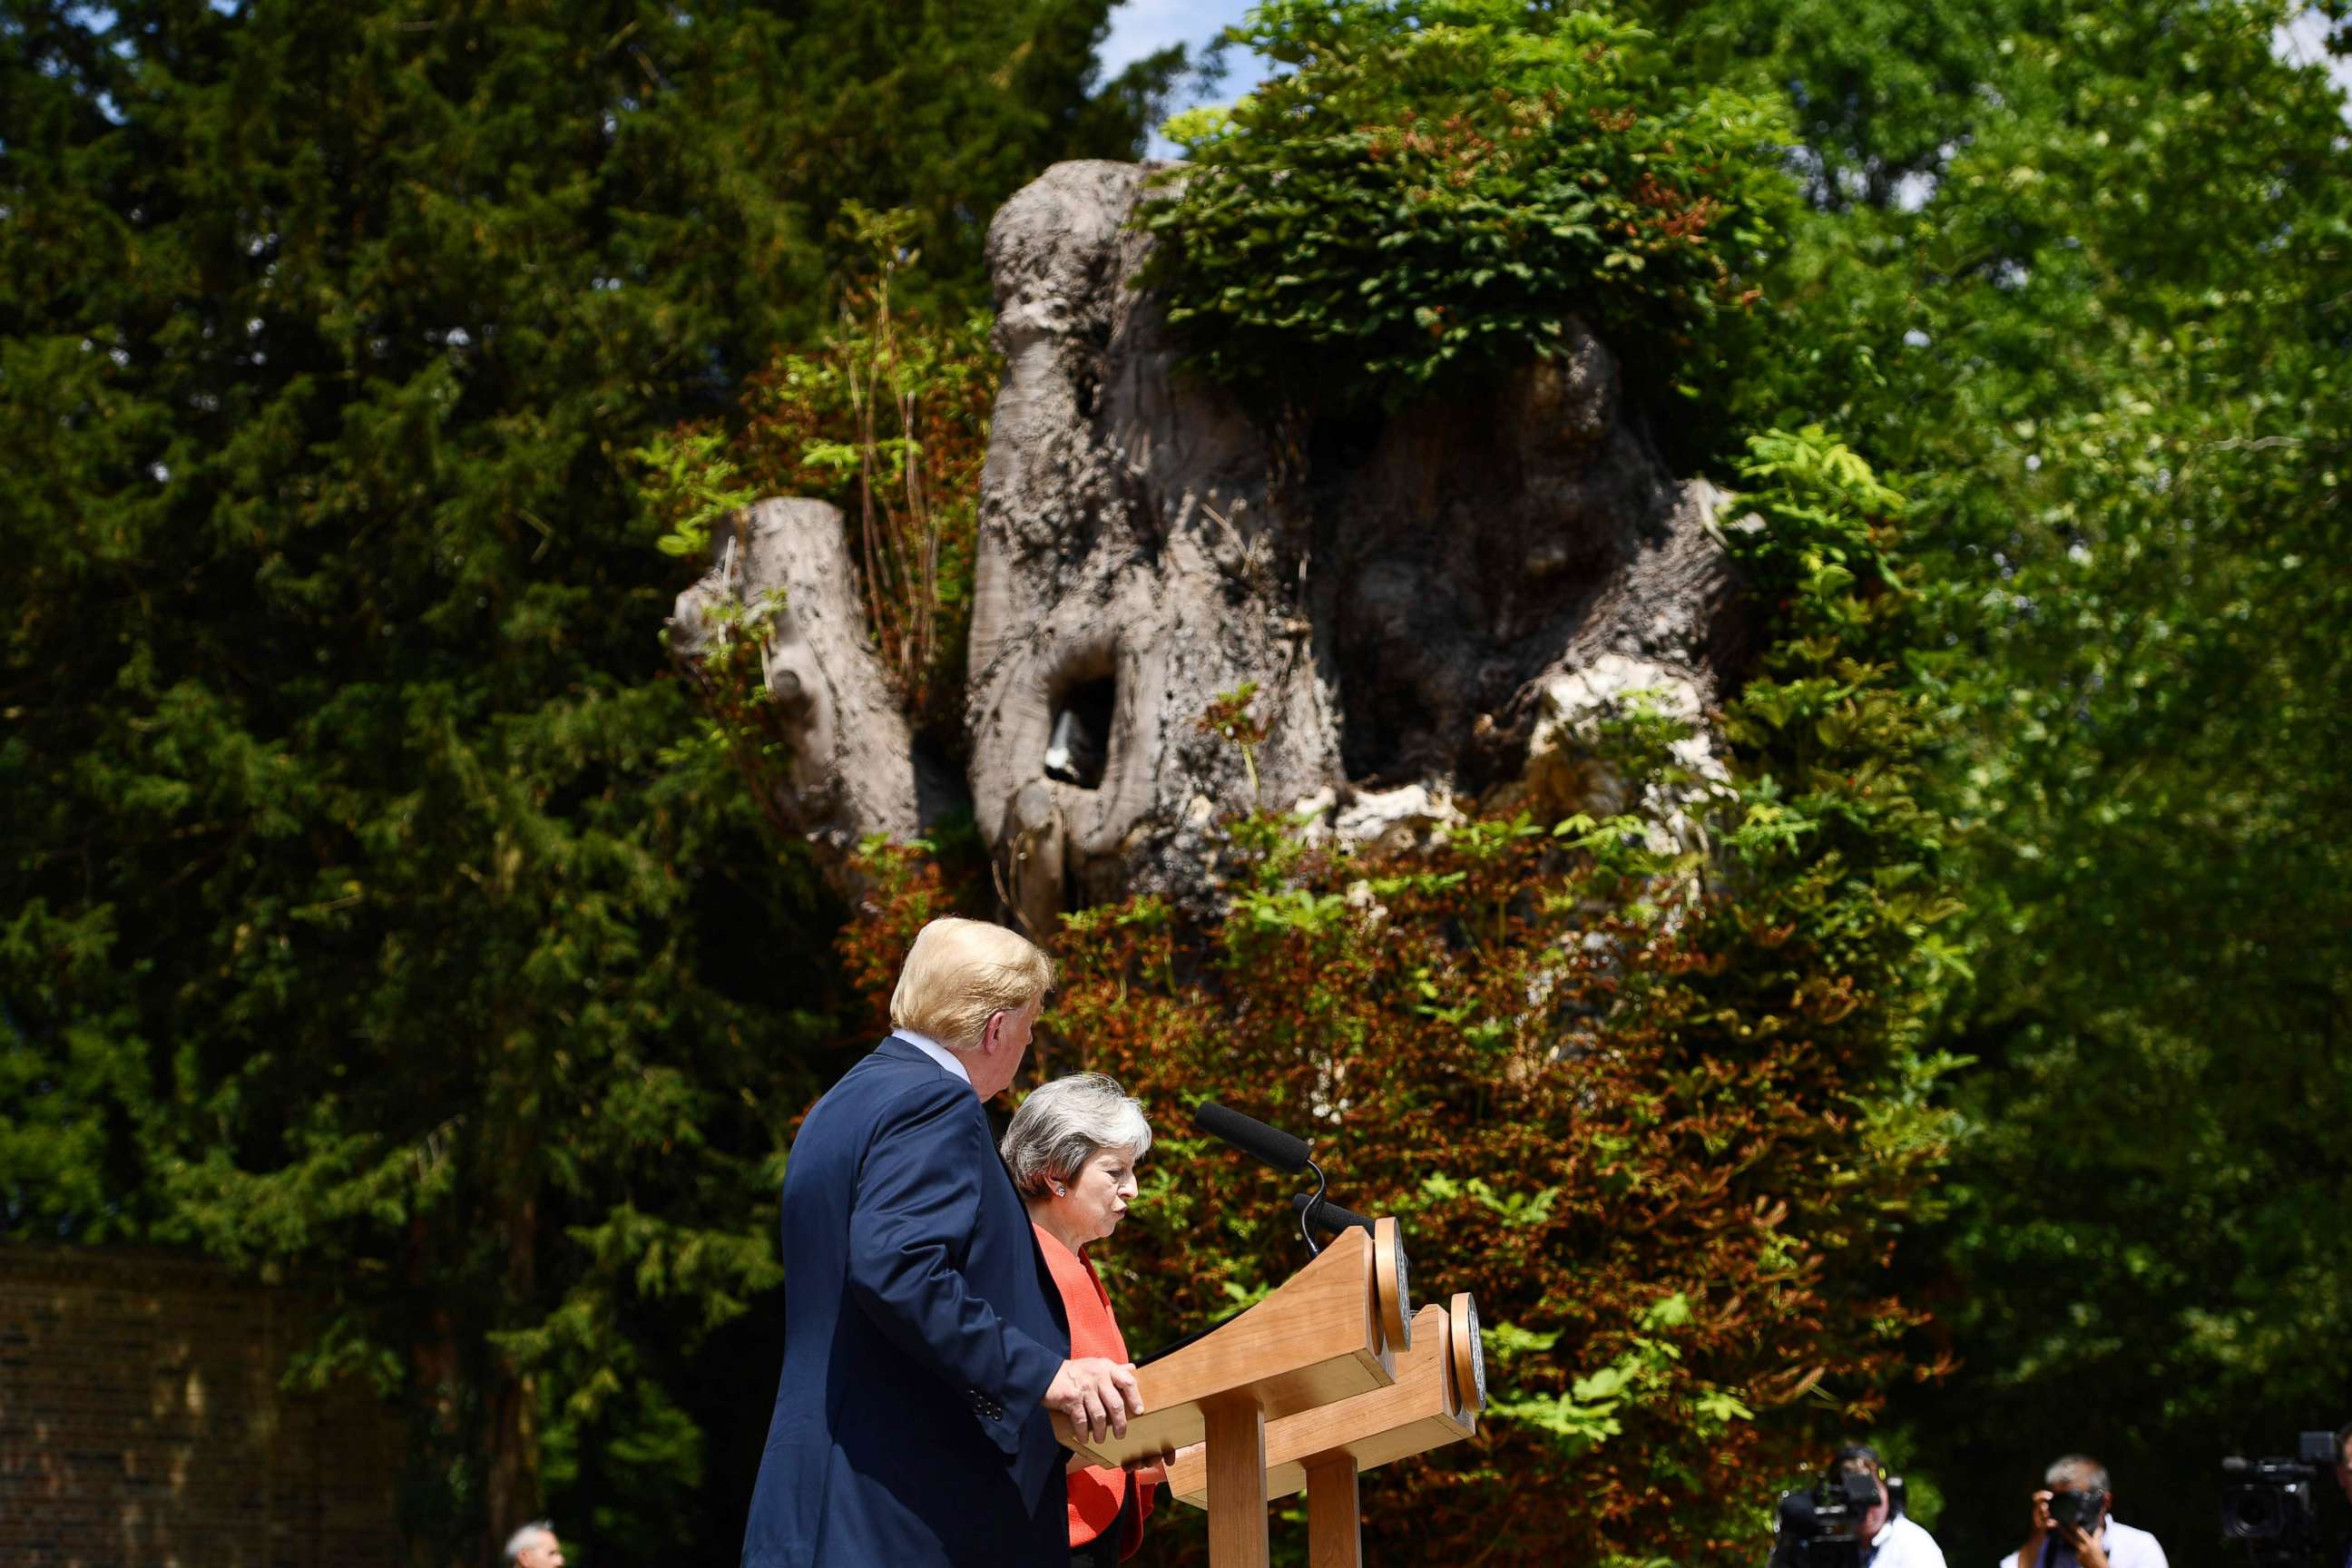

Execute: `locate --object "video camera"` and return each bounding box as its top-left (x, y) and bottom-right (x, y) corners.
top-left (1769, 1465), bottom-right (1902, 1568)
top-left (2221, 1432), bottom-right (2338, 1568)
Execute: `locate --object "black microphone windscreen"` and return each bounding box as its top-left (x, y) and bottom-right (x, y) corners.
top-left (1290, 1191), bottom-right (1373, 1235)
top-left (1192, 1101), bottom-right (1312, 1173)
top-left (1778, 1489), bottom-right (1819, 1531)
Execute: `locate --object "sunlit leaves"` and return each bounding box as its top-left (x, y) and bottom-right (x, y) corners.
top-left (1138, 0), bottom-right (1796, 434)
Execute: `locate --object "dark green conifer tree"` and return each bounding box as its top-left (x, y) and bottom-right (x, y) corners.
top-left (0, 1), bottom-right (1186, 1556)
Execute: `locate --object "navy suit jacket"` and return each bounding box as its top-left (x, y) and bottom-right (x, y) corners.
top-left (742, 1036), bottom-right (1072, 1568)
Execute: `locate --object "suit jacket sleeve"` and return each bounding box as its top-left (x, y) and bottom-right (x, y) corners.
top-left (846, 1078), bottom-right (1063, 1455)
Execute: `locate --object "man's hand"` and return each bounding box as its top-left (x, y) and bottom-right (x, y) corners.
top-left (2057, 1516), bottom-right (2108, 1568)
top-left (1044, 1357), bottom-right (1143, 1444)
top-left (2014, 1488), bottom-right (2053, 1568)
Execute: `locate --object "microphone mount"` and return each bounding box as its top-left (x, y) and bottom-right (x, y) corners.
top-left (1295, 1158), bottom-right (1331, 1257)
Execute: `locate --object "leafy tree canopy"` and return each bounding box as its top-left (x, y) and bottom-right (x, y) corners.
top-left (1624, 0), bottom-right (2352, 1553)
top-left (1138, 0), bottom-right (1795, 437)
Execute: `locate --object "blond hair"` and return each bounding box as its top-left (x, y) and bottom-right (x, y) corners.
top-left (889, 917), bottom-right (1054, 1050)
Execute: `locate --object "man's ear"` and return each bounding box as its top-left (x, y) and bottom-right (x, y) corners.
top-left (979, 1008), bottom-right (1006, 1054)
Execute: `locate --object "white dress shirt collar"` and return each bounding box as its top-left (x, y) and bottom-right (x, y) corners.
top-left (1862, 1514), bottom-right (1947, 1568)
top-left (891, 1027), bottom-right (971, 1087)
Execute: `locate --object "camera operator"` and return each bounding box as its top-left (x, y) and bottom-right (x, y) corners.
top-left (1836, 1446), bottom-right (1947, 1568)
top-left (2004, 1454), bottom-right (2168, 1568)
top-left (1772, 1444), bottom-right (1946, 1568)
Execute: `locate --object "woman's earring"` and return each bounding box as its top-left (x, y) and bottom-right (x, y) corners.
top-left (1053, 1184), bottom-right (1066, 1196)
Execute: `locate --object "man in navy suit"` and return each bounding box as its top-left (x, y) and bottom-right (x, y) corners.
top-left (743, 917), bottom-right (1143, 1568)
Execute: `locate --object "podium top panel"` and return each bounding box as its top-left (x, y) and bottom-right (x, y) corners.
top-left (1163, 1298), bottom-right (1478, 1507)
top-left (1056, 1224), bottom-right (1397, 1467)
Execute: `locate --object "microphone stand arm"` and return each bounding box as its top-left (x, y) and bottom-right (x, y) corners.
top-left (1295, 1158), bottom-right (1329, 1258)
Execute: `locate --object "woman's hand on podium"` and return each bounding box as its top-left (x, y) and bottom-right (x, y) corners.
top-left (1071, 1436), bottom-right (1182, 1480)
top-left (1122, 1439), bottom-right (1201, 1490)
top-left (1045, 1357), bottom-right (1143, 1443)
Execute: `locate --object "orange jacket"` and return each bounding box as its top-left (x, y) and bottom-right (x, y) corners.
top-left (1034, 1224), bottom-right (1158, 1559)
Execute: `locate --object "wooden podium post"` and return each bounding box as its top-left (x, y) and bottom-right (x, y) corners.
top-left (1054, 1221), bottom-right (1414, 1567)
top-left (1205, 1398), bottom-right (1271, 1568)
top-left (1303, 1454), bottom-right (1362, 1568)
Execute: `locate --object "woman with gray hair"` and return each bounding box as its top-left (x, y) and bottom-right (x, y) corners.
top-left (1002, 1073), bottom-right (1163, 1567)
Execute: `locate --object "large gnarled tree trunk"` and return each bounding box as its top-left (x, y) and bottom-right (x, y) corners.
top-left (673, 161), bottom-right (1745, 923)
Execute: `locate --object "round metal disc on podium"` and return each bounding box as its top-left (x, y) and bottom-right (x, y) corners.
top-left (1372, 1216), bottom-right (1412, 1353)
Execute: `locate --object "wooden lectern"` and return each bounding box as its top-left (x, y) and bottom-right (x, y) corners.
top-left (1054, 1217), bottom-right (1485, 1567)
top-left (1163, 1291), bottom-right (1487, 1567)
top-left (1054, 1219), bottom-right (1410, 1567)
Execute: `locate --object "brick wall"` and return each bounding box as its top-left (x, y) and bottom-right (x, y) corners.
top-left (0, 1246), bottom-right (404, 1568)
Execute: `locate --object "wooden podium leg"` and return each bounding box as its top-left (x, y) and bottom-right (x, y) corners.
top-left (1304, 1453), bottom-right (1363, 1568)
top-left (1203, 1397), bottom-right (1269, 1568)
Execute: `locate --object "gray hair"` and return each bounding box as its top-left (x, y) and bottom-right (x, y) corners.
top-left (1000, 1073), bottom-right (1152, 1197)
top-left (504, 1521), bottom-right (555, 1565)
top-left (2045, 1455), bottom-right (2110, 1496)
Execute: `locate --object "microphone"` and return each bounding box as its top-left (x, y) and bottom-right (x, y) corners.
top-left (1191, 1101), bottom-right (1311, 1173)
top-left (1291, 1191), bottom-right (1374, 1237)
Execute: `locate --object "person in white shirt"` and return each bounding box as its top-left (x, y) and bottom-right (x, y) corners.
top-left (502, 1522), bottom-right (565, 1568)
top-left (1999, 1454), bottom-right (2167, 1568)
top-left (1768, 1444), bottom-right (1945, 1568)
top-left (2333, 1422), bottom-right (2352, 1568)
top-left (1835, 1445), bottom-right (1947, 1568)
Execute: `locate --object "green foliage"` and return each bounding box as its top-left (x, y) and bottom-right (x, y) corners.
top-left (1136, 0), bottom-right (1797, 426)
top-left (0, 0), bottom-right (1176, 1556)
top-left (642, 204), bottom-right (999, 740)
top-left (625, 0), bottom-right (1205, 319)
top-left (8, 0), bottom-right (2338, 1561)
top-left (1642, 0), bottom-right (2030, 211)
top-left (1722, 426), bottom-right (1903, 605)
top-left (639, 430), bottom-right (760, 562)
top-left (1196, 681), bottom-right (1269, 800)
top-left (1623, 0), bottom-right (2352, 1556)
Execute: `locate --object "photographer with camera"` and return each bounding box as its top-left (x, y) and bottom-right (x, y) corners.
top-left (1770, 1444), bottom-right (1946, 1568)
top-left (2004, 1455), bottom-right (2167, 1568)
